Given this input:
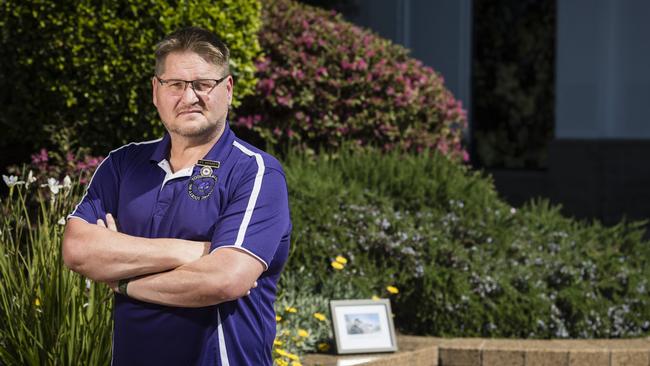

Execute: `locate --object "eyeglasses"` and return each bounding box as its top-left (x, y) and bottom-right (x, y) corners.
top-left (155, 75), bottom-right (229, 96)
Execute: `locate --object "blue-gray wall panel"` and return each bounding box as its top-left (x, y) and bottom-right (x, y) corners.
top-left (556, 0), bottom-right (650, 139)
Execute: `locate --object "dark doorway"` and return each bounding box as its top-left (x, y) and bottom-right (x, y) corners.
top-left (471, 0), bottom-right (556, 169)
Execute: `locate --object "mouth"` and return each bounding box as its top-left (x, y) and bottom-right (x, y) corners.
top-left (177, 110), bottom-right (203, 117)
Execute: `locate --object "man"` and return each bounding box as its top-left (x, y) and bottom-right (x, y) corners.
top-left (62, 26), bottom-right (291, 366)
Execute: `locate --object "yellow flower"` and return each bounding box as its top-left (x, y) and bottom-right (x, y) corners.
top-left (313, 312), bottom-right (326, 321)
top-left (275, 348), bottom-right (289, 357)
top-left (331, 261), bottom-right (344, 270)
top-left (276, 315), bottom-right (282, 322)
top-left (34, 298), bottom-right (41, 307)
top-left (335, 255), bottom-right (348, 264)
top-left (291, 361), bottom-right (303, 366)
top-left (287, 352), bottom-right (300, 361)
top-left (386, 285), bottom-right (399, 294)
top-left (371, 295), bottom-right (380, 301)
top-left (276, 359), bottom-right (288, 366)
top-left (317, 342), bottom-right (330, 352)
top-left (274, 339), bottom-right (283, 346)
top-left (285, 306), bottom-right (297, 313)
top-left (297, 329), bottom-right (309, 337)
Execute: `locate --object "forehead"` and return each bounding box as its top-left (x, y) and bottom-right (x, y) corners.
top-left (160, 51), bottom-right (222, 77)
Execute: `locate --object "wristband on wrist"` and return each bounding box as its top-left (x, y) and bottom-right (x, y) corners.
top-left (118, 278), bottom-right (130, 297)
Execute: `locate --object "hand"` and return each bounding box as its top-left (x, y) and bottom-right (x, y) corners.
top-left (107, 280), bottom-right (118, 292)
top-left (97, 213), bottom-right (119, 232)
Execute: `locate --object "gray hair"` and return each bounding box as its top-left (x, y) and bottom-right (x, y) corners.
top-left (154, 26), bottom-right (230, 76)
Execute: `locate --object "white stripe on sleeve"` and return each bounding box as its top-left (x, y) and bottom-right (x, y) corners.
top-left (232, 141), bottom-right (265, 248)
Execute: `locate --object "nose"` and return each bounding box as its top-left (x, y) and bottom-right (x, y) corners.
top-left (180, 82), bottom-right (200, 104)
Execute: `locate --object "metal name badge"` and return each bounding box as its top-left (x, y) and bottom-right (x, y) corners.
top-left (197, 159), bottom-right (221, 169)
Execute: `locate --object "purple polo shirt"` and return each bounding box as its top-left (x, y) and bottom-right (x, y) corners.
top-left (69, 124), bottom-right (291, 366)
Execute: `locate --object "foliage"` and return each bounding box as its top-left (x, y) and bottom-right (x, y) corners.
top-left (282, 148), bottom-right (650, 339)
top-left (234, 0), bottom-right (467, 160)
top-left (7, 148), bottom-right (103, 187)
top-left (0, 0), bottom-right (262, 168)
top-left (472, 0), bottom-right (556, 168)
top-left (0, 170), bottom-right (113, 365)
top-left (273, 273), bottom-right (332, 365)
top-left (3, 145), bottom-right (650, 364)
top-left (273, 264), bottom-right (400, 364)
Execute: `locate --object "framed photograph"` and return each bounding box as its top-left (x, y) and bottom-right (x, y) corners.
top-left (330, 299), bottom-right (398, 354)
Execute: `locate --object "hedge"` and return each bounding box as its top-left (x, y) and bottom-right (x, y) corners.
top-left (282, 149), bottom-right (650, 339)
top-left (0, 0), bottom-right (262, 168)
top-left (234, 0), bottom-right (468, 159)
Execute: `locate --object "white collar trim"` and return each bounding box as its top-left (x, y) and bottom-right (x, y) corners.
top-left (158, 159), bottom-right (193, 189)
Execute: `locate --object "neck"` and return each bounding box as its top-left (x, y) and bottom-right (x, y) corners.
top-left (168, 126), bottom-right (224, 173)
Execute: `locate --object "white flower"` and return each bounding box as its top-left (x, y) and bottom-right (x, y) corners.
top-left (62, 175), bottom-right (72, 189)
top-left (58, 217), bottom-right (66, 225)
top-left (42, 177), bottom-right (63, 195)
top-left (510, 207), bottom-right (517, 214)
top-left (2, 175), bottom-right (25, 187)
top-left (25, 170), bottom-right (37, 188)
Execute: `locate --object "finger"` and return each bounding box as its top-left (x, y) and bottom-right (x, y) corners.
top-left (96, 219), bottom-right (106, 227)
top-left (106, 213), bottom-right (118, 232)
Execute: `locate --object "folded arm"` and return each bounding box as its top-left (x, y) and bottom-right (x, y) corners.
top-left (62, 214), bottom-right (209, 282)
top-left (117, 247), bottom-right (265, 308)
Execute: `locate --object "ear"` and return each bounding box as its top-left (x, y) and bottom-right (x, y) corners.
top-left (152, 76), bottom-right (159, 107)
top-left (225, 75), bottom-right (234, 106)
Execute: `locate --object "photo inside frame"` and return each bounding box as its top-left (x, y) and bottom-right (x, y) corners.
top-left (331, 301), bottom-right (396, 353)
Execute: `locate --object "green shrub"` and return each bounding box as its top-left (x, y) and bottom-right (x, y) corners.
top-left (0, 0), bottom-right (261, 166)
top-left (0, 172), bottom-right (112, 365)
top-left (282, 148), bottom-right (650, 339)
top-left (234, 0), bottom-right (467, 160)
top-left (272, 272), bottom-right (333, 365)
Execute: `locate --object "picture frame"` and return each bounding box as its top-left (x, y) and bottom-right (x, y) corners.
top-left (329, 299), bottom-right (398, 354)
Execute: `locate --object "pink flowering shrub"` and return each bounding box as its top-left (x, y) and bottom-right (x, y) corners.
top-left (235, 0), bottom-right (468, 159)
top-left (7, 148), bottom-right (103, 186)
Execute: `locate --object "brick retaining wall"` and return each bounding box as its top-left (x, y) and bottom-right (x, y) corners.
top-left (304, 335), bottom-right (650, 366)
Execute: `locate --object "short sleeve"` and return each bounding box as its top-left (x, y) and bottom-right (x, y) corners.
top-left (210, 160), bottom-right (291, 270)
top-left (68, 154), bottom-right (120, 224)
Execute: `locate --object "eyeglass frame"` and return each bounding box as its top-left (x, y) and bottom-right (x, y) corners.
top-left (155, 75), bottom-right (230, 96)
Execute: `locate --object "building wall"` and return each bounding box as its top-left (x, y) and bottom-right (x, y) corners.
top-left (556, 0), bottom-right (650, 139)
top-left (341, 0), bottom-right (650, 227)
top-left (549, 0), bottom-right (650, 226)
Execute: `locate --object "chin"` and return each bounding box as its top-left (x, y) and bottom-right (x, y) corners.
top-left (175, 123), bottom-right (221, 139)
top-left (162, 117), bottom-right (224, 139)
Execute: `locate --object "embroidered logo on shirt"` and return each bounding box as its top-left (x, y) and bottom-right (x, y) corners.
top-left (188, 173), bottom-right (217, 200)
